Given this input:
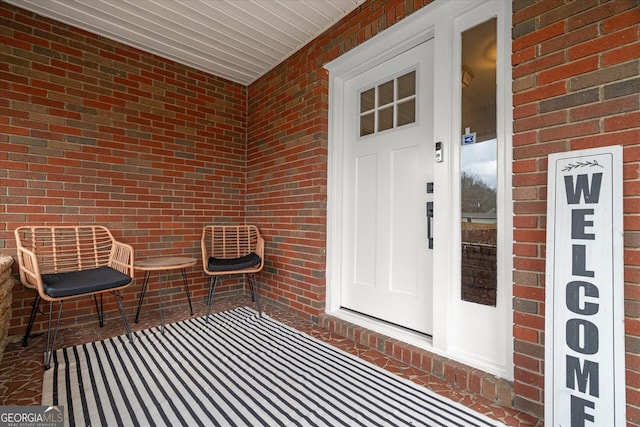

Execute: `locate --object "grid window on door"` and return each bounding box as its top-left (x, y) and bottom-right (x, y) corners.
top-left (359, 70), bottom-right (416, 137)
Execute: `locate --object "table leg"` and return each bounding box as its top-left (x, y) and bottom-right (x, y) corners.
top-left (160, 270), bottom-right (168, 334)
top-left (181, 268), bottom-right (194, 315)
top-left (135, 271), bottom-right (151, 323)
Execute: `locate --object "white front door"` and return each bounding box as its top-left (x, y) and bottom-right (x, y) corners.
top-left (340, 41), bottom-right (434, 334)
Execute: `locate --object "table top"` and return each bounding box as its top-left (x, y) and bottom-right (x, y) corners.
top-left (134, 256), bottom-right (198, 271)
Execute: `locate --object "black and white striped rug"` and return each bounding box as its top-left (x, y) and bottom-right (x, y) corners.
top-left (43, 307), bottom-right (504, 426)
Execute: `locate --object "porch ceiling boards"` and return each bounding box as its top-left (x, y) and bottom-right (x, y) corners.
top-left (6, 0), bottom-right (365, 85)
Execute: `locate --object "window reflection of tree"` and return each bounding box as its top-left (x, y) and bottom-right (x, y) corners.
top-left (461, 172), bottom-right (497, 214)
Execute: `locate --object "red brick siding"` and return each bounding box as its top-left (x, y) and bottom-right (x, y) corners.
top-left (512, 0), bottom-right (640, 420)
top-left (0, 3), bottom-right (247, 336)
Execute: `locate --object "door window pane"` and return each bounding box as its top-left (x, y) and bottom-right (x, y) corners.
top-left (460, 18), bottom-right (497, 306)
top-left (361, 88), bottom-right (375, 112)
top-left (378, 106), bottom-right (394, 132)
top-left (360, 112), bottom-right (375, 137)
top-left (397, 71), bottom-right (416, 99)
top-left (378, 80), bottom-right (394, 106)
top-left (397, 99), bottom-right (415, 127)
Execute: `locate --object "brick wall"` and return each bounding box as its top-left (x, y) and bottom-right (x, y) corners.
top-left (461, 242), bottom-right (497, 305)
top-left (0, 2), bottom-right (247, 337)
top-left (461, 228), bottom-right (498, 306)
top-left (512, 0), bottom-right (640, 420)
top-left (0, 256), bottom-right (14, 365)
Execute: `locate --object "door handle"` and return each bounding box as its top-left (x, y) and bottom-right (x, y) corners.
top-left (426, 201), bottom-right (434, 249)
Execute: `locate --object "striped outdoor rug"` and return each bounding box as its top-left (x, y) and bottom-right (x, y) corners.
top-left (42, 307), bottom-right (504, 426)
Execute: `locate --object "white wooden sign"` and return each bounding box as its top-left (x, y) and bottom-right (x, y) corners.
top-left (545, 146), bottom-right (625, 426)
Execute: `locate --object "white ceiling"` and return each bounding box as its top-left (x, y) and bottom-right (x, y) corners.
top-left (6, 0), bottom-right (366, 85)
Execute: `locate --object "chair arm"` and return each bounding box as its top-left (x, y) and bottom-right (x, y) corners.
top-left (109, 240), bottom-right (135, 277)
top-left (256, 233), bottom-right (265, 269)
top-left (200, 230), bottom-right (210, 272)
top-left (15, 245), bottom-right (44, 293)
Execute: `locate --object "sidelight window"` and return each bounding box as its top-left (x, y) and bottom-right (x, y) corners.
top-left (460, 18), bottom-right (498, 306)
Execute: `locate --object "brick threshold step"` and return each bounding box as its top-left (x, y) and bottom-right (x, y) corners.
top-left (318, 312), bottom-right (514, 408)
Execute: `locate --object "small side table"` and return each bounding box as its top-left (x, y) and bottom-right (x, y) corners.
top-left (134, 256), bottom-right (197, 333)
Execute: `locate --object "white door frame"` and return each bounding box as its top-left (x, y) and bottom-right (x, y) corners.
top-left (325, 0), bottom-right (513, 380)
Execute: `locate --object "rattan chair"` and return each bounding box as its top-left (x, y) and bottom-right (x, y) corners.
top-left (201, 225), bottom-right (264, 320)
top-left (14, 225), bottom-right (134, 369)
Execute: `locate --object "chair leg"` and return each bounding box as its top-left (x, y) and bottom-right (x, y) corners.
top-left (112, 291), bottom-right (133, 343)
top-left (248, 273), bottom-right (262, 318)
top-left (44, 301), bottom-right (64, 370)
top-left (22, 293), bottom-right (41, 347)
top-left (205, 276), bottom-right (219, 323)
top-left (247, 274), bottom-right (255, 302)
top-left (94, 294), bottom-right (104, 327)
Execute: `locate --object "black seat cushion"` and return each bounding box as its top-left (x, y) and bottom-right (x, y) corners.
top-left (208, 253), bottom-right (261, 272)
top-left (41, 266), bottom-right (132, 299)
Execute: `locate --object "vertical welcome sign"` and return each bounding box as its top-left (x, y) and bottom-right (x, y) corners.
top-left (545, 146), bottom-right (625, 426)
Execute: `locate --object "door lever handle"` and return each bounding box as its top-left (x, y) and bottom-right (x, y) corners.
top-left (426, 202), bottom-right (434, 249)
